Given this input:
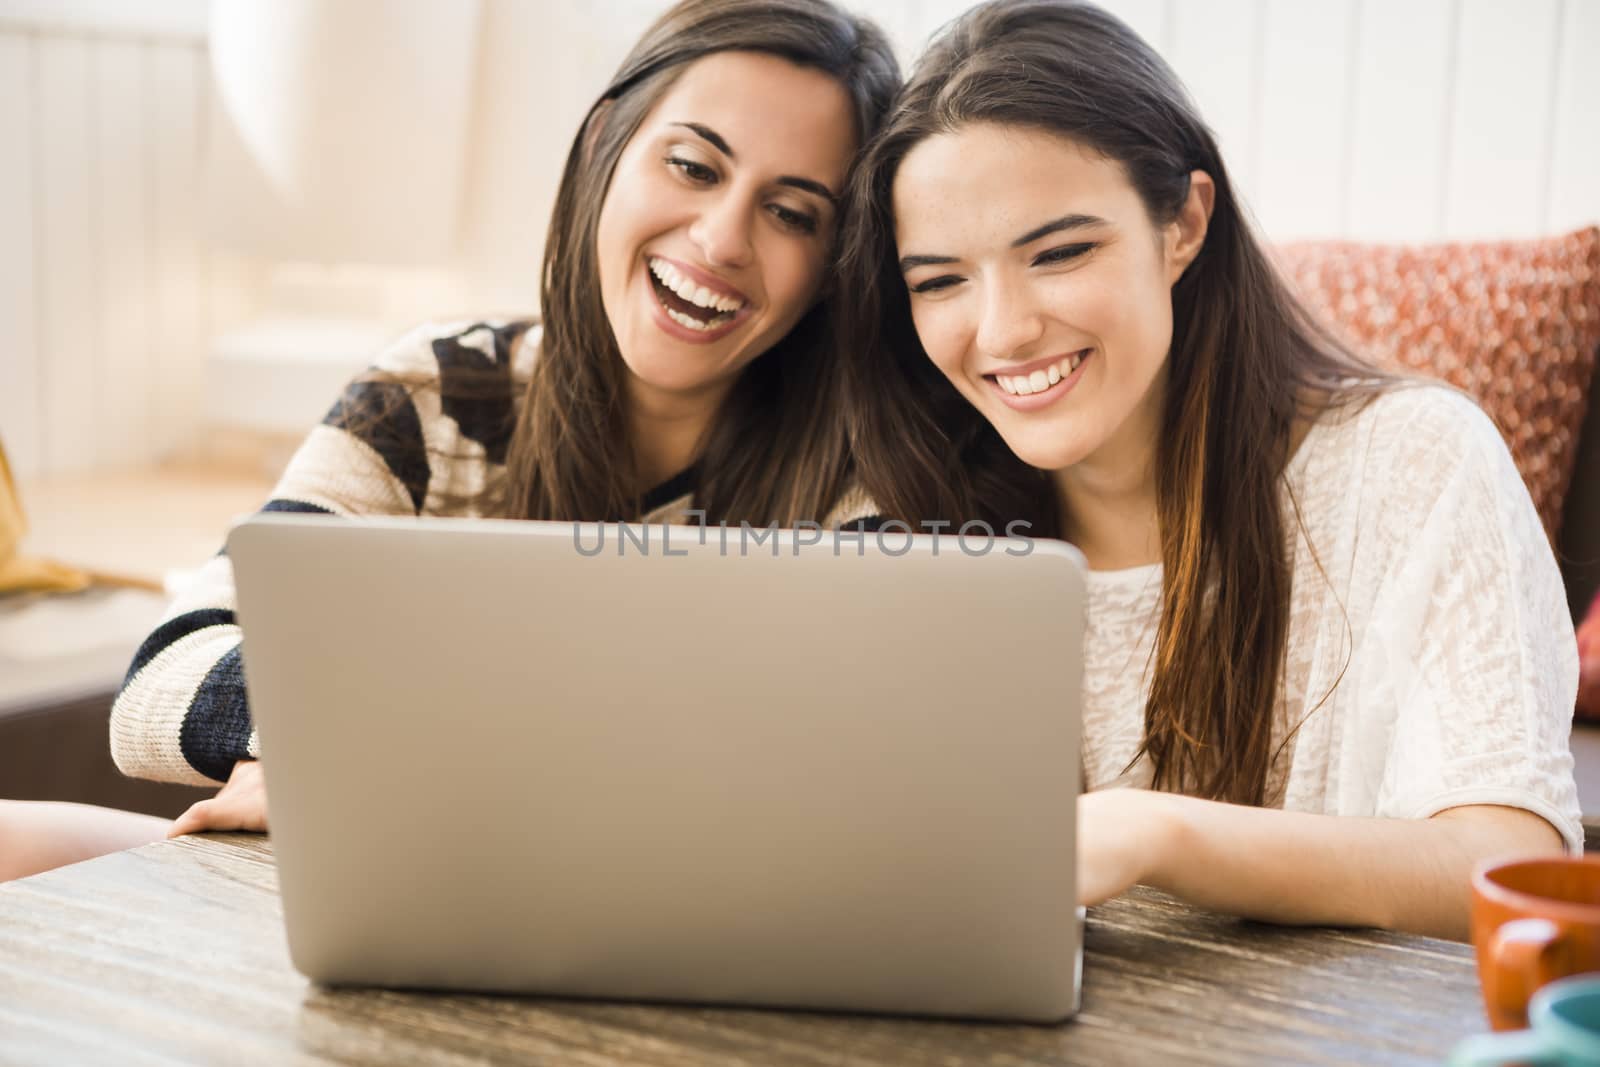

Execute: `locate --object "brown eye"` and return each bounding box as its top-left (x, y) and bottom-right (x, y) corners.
top-left (1033, 242), bottom-right (1094, 267)
top-left (665, 156), bottom-right (716, 184)
top-left (769, 204), bottom-right (818, 235)
top-left (908, 275), bottom-right (961, 294)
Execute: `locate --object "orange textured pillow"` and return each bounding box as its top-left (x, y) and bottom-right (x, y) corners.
top-left (1275, 227), bottom-right (1600, 539)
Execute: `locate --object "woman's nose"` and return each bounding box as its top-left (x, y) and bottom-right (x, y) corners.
top-left (974, 281), bottom-right (1046, 362)
top-left (688, 193), bottom-right (755, 270)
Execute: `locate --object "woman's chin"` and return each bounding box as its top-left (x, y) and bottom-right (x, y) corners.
top-left (995, 427), bottom-right (1090, 474)
top-left (619, 352), bottom-right (737, 402)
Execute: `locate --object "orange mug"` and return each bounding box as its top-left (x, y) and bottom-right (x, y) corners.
top-left (1472, 856), bottom-right (1600, 1032)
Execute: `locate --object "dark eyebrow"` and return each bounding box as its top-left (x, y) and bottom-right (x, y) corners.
top-left (898, 254), bottom-right (958, 273)
top-left (777, 176), bottom-right (840, 206)
top-left (898, 213), bottom-right (1108, 273)
top-left (675, 122), bottom-right (733, 157)
top-left (672, 122), bottom-right (840, 206)
top-left (1012, 213), bottom-right (1106, 247)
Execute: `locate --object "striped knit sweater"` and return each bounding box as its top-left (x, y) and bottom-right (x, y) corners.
top-left (112, 319), bottom-right (875, 785)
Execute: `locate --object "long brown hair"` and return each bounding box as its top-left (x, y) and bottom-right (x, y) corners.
top-left (500, 0), bottom-right (899, 524)
top-left (837, 0), bottom-right (1392, 805)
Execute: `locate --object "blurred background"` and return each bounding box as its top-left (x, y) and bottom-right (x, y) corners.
top-left (0, 0), bottom-right (1596, 488)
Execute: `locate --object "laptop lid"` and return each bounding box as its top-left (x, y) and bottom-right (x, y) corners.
top-left (228, 514), bottom-right (1086, 1022)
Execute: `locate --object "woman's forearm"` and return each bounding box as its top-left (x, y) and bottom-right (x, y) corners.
top-left (1130, 792), bottom-right (1564, 940)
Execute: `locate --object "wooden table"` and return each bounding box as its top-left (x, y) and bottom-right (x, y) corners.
top-left (0, 833), bottom-right (1489, 1066)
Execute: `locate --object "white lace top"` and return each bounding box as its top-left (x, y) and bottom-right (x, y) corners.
top-left (1081, 384), bottom-right (1583, 851)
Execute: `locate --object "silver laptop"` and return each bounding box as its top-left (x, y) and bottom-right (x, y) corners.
top-left (228, 513), bottom-right (1087, 1022)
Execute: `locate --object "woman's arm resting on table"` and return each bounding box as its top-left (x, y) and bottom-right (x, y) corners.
top-left (168, 760), bottom-right (267, 837)
top-left (1081, 789), bottom-right (1565, 941)
top-left (0, 801), bottom-right (169, 882)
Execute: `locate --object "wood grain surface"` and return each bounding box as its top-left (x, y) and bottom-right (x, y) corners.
top-left (0, 833), bottom-right (1488, 1066)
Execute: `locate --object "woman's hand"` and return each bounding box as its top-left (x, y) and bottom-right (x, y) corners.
top-left (1076, 788), bottom-right (1178, 907)
top-left (168, 760), bottom-right (268, 837)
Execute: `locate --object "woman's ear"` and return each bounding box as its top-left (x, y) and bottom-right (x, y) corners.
top-left (1166, 169), bottom-right (1214, 285)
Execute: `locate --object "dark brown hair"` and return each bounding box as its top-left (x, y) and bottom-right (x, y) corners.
top-left (837, 0), bottom-right (1392, 805)
top-left (500, 0), bottom-right (899, 524)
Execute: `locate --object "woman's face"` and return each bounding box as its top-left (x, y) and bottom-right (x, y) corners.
top-left (892, 123), bottom-right (1207, 475)
top-left (596, 51), bottom-right (857, 408)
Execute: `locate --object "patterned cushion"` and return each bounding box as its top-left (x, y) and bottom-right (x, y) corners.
top-left (1275, 227), bottom-right (1600, 539)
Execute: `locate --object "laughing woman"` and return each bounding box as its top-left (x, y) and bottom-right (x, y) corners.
top-left (0, 0), bottom-right (896, 869)
top-left (838, 0), bottom-right (1578, 939)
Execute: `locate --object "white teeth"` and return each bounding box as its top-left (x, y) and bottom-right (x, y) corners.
top-left (995, 351), bottom-right (1088, 398)
top-left (665, 307), bottom-right (714, 331)
top-left (648, 257), bottom-right (745, 313)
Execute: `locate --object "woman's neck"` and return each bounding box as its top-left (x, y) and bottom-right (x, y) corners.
top-left (626, 376), bottom-right (728, 492)
top-left (1052, 396), bottom-right (1163, 571)
top-left (1054, 459), bottom-right (1161, 571)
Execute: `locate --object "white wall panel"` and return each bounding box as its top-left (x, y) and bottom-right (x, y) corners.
top-left (36, 35), bottom-right (99, 475)
top-left (1097, 0), bottom-right (1171, 53)
top-left (93, 40), bottom-right (153, 468)
top-left (898, 0), bottom-right (977, 57)
top-left (453, 0), bottom-right (653, 314)
top-left (0, 0), bottom-right (208, 41)
top-left (1444, 0), bottom-right (1562, 238)
top-left (1168, 0), bottom-right (1265, 197)
top-left (1547, 0), bottom-right (1600, 235)
top-left (149, 44), bottom-right (205, 460)
top-left (1252, 0), bottom-right (1358, 239)
top-left (1344, 0), bottom-right (1456, 241)
top-left (0, 32), bottom-right (40, 479)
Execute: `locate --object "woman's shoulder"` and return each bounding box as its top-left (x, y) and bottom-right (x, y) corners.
top-left (1290, 381), bottom-right (1538, 556)
top-left (1304, 381), bottom-right (1506, 480)
top-left (303, 317), bottom-right (537, 514)
top-left (368, 318), bottom-right (539, 381)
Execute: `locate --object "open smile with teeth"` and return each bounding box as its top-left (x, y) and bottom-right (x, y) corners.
top-left (991, 350), bottom-right (1089, 396)
top-left (647, 257), bottom-right (747, 332)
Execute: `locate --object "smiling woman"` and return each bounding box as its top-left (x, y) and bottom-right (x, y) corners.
top-left (81, 0), bottom-right (899, 849)
top-left (518, 3), bottom-right (897, 525)
top-left (593, 49), bottom-right (857, 483)
top-left (839, 0), bottom-right (1578, 941)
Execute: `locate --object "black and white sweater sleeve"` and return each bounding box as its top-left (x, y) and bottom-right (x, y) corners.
top-left (110, 320), bottom-right (526, 784)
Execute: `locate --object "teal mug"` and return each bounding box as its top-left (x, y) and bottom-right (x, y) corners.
top-left (1452, 976), bottom-right (1600, 1066)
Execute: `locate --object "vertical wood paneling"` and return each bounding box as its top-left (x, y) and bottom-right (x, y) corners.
top-left (1546, 0), bottom-right (1600, 234)
top-left (1344, 0), bottom-right (1456, 241)
top-left (901, 0), bottom-right (977, 58)
top-left (1444, 0), bottom-right (1562, 237)
top-left (1168, 0), bottom-right (1266, 201)
top-left (1095, 0), bottom-right (1170, 55)
top-left (865, 0), bottom-right (917, 66)
top-left (36, 35), bottom-right (99, 475)
top-left (1252, 0), bottom-right (1357, 239)
top-left (149, 43), bottom-right (205, 461)
top-left (0, 32), bottom-right (41, 479)
top-left (93, 39), bottom-right (152, 469)
top-left (0, 1), bottom-right (209, 41)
